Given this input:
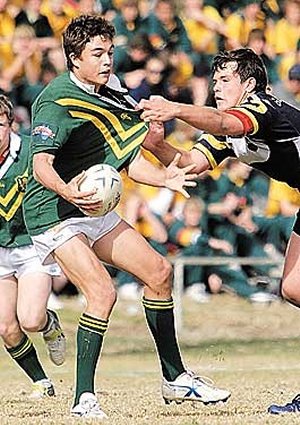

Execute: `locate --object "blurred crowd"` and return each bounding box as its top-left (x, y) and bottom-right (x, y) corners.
top-left (1, 0), bottom-right (300, 305)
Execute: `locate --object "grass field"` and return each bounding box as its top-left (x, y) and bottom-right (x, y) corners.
top-left (2, 294), bottom-right (300, 425)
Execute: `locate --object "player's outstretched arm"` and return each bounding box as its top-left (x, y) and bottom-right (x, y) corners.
top-left (142, 119), bottom-right (206, 172)
top-left (127, 152), bottom-right (197, 198)
top-left (138, 95), bottom-right (244, 136)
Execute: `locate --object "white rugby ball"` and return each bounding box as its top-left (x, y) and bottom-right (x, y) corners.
top-left (79, 164), bottom-right (122, 217)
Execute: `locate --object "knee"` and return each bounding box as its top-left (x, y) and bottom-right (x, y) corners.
top-left (147, 257), bottom-right (173, 291)
top-left (19, 312), bottom-right (46, 333)
top-left (0, 320), bottom-right (20, 341)
top-left (83, 276), bottom-right (117, 309)
top-left (281, 278), bottom-right (300, 304)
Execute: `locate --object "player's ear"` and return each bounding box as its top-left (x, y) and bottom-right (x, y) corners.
top-left (246, 77), bottom-right (256, 93)
top-left (69, 53), bottom-right (80, 69)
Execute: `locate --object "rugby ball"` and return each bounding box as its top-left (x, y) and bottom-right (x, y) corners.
top-left (78, 164), bottom-right (122, 217)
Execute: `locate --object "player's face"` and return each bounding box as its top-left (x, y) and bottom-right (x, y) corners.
top-left (0, 114), bottom-right (11, 155)
top-left (72, 35), bottom-right (114, 90)
top-left (213, 62), bottom-right (250, 111)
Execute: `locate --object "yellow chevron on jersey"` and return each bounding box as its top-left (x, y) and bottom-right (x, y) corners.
top-left (68, 110), bottom-right (145, 160)
top-left (55, 97), bottom-right (145, 137)
top-left (0, 171), bottom-right (27, 221)
top-left (0, 170), bottom-right (28, 220)
top-left (202, 134), bottom-right (230, 150)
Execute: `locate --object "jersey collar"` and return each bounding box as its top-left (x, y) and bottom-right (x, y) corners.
top-left (69, 72), bottom-right (128, 94)
top-left (0, 132), bottom-right (22, 179)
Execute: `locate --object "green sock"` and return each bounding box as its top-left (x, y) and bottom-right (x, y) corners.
top-left (74, 313), bottom-right (108, 406)
top-left (6, 334), bottom-right (47, 382)
top-left (142, 297), bottom-right (185, 381)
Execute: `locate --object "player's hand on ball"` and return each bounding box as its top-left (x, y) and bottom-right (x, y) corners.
top-left (61, 171), bottom-right (104, 213)
top-left (165, 153), bottom-right (197, 198)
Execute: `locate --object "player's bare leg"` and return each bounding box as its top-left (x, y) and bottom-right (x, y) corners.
top-left (94, 220), bottom-right (231, 405)
top-left (18, 272), bottom-right (66, 366)
top-left (281, 232), bottom-right (300, 306)
top-left (0, 276), bottom-right (55, 398)
top-left (53, 234), bottom-right (115, 419)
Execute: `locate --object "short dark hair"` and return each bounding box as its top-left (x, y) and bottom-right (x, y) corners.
top-left (212, 48), bottom-right (268, 93)
top-left (0, 95), bottom-right (14, 125)
top-left (63, 14), bottom-right (115, 71)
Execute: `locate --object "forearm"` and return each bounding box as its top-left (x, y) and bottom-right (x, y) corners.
top-left (33, 153), bottom-right (67, 198)
top-left (128, 153), bottom-right (167, 187)
top-left (173, 104), bottom-right (242, 135)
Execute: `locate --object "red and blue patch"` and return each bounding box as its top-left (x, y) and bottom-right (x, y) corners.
top-left (32, 125), bottom-right (56, 141)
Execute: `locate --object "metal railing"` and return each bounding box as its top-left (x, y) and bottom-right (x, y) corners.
top-left (170, 255), bottom-right (283, 331)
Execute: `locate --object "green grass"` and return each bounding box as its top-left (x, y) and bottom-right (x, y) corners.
top-left (1, 294), bottom-right (300, 424)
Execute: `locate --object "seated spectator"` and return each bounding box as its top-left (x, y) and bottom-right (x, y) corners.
top-left (0, 0), bottom-right (15, 73)
top-left (41, 0), bottom-right (77, 40)
top-left (274, 0), bottom-right (300, 57)
top-left (225, 0), bottom-right (265, 49)
top-left (1, 24), bottom-right (42, 108)
top-left (15, 0), bottom-right (58, 51)
top-left (113, 0), bottom-right (149, 49)
top-left (182, 0), bottom-right (227, 105)
top-left (262, 178), bottom-right (300, 253)
top-left (167, 197), bottom-right (274, 302)
top-left (147, 0), bottom-right (194, 89)
top-left (204, 160), bottom-right (273, 280)
top-left (273, 63), bottom-right (300, 107)
top-left (246, 28), bottom-right (279, 86)
top-left (114, 33), bottom-right (154, 89)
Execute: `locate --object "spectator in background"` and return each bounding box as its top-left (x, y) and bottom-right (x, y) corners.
top-left (15, 0), bottom-right (58, 51)
top-left (1, 25), bottom-right (42, 108)
top-left (225, 0), bottom-right (265, 49)
top-left (147, 0), bottom-right (194, 92)
top-left (0, 0), bottom-right (16, 75)
top-left (114, 32), bottom-right (153, 89)
top-left (130, 54), bottom-right (175, 135)
top-left (113, 0), bottom-right (148, 50)
top-left (264, 179), bottom-right (300, 253)
top-left (273, 63), bottom-right (300, 107)
top-left (167, 196), bottom-right (273, 303)
top-left (41, 0), bottom-right (77, 40)
top-left (274, 0), bottom-right (300, 57)
top-left (182, 0), bottom-right (227, 105)
top-left (247, 28), bottom-right (279, 85)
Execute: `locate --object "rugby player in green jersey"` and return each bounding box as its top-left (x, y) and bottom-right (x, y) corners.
top-left (23, 14), bottom-right (230, 419)
top-left (139, 48), bottom-right (300, 414)
top-left (0, 95), bottom-right (66, 399)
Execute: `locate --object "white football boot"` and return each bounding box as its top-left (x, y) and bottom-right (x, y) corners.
top-left (162, 370), bottom-right (231, 405)
top-left (71, 392), bottom-right (108, 420)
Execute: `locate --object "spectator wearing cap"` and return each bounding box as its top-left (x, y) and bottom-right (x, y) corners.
top-left (273, 63), bottom-right (300, 107)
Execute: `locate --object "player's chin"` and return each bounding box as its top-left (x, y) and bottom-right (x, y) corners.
top-left (98, 73), bottom-right (110, 84)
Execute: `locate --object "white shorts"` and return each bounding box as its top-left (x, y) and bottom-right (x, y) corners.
top-left (32, 211), bottom-right (122, 265)
top-left (0, 245), bottom-right (60, 279)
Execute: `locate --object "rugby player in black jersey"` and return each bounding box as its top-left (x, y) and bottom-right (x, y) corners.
top-left (139, 47), bottom-right (300, 415)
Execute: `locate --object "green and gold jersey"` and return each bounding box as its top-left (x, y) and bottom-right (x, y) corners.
top-left (0, 133), bottom-right (31, 247)
top-left (23, 72), bottom-right (149, 236)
